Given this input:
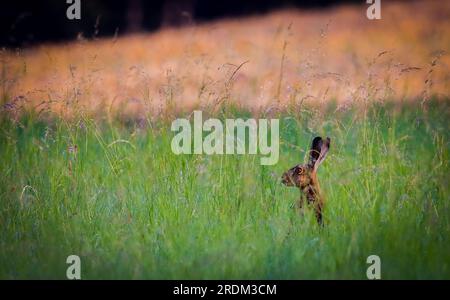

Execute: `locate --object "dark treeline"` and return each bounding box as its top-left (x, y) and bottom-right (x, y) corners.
top-left (1, 0), bottom-right (363, 48)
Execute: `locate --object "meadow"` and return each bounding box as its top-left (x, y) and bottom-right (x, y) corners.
top-left (0, 99), bottom-right (449, 279)
top-left (0, 0), bottom-right (449, 279)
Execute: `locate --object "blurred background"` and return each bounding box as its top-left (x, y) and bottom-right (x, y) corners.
top-left (1, 0), bottom-right (364, 47)
top-left (1, 0), bottom-right (449, 119)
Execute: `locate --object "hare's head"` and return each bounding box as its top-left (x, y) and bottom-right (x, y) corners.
top-left (281, 136), bottom-right (330, 189)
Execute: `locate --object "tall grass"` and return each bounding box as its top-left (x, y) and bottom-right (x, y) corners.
top-left (2, 0), bottom-right (449, 117)
top-left (0, 0), bottom-right (449, 280)
top-left (0, 100), bottom-right (448, 279)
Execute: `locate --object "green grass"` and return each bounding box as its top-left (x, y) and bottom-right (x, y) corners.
top-left (0, 100), bottom-right (449, 279)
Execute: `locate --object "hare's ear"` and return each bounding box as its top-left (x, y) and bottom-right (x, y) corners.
top-left (308, 136), bottom-right (330, 170)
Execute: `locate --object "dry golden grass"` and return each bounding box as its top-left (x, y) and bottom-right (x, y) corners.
top-left (2, 0), bottom-right (450, 119)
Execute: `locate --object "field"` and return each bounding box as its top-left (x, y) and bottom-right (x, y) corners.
top-left (0, 0), bottom-right (450, 279)
top-left (0, 100), bottom-right (449, 279)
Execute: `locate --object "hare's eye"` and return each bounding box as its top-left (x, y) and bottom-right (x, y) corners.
top-left (296, 167), bottom-right (304, 175)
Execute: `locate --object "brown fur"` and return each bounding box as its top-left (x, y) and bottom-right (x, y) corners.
top-left (281, 136), bottom-right (330, 225)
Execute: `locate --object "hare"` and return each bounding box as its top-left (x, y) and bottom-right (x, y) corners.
top-left (281, 136), bottom-right (330, 225)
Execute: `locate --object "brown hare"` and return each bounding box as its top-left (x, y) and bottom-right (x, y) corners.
top-left (281, 136), bottom-right (330, 225)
